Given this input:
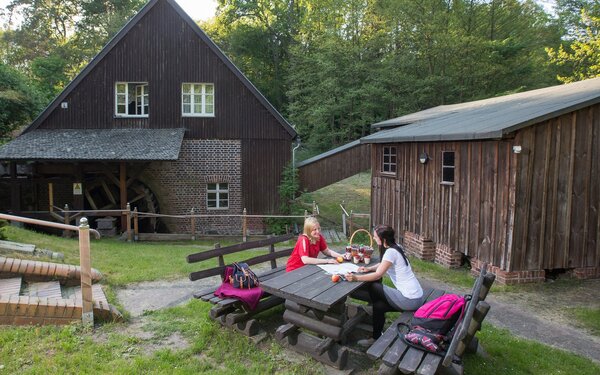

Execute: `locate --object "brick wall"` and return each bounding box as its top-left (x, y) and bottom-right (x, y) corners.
top-left (403, 231), bottom-right (436, 261)
top-left (471, 258), bottom-right (545, 285)
top-left (570, 267), bottom-right (600, 279)
top-left (142, 139), bottom-right (244, 235)
top-left (434, 243), bottom-right (463, 269)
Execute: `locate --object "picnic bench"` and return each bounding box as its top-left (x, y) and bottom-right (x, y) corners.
top-left (366, 264), bottom-right (496, 375)
top-left (186, 233), bottom-right (295, 336)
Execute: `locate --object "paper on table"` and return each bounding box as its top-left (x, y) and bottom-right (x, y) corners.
top-left (317, 263), bottom-right (360, 275)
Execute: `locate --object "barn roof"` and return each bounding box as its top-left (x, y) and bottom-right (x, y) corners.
top-left (362, 77), bottom-right (600, 143)
top-left (21, 0), bottom-right (296, 138)
top-left (0, 128), bottom-right (185, 161)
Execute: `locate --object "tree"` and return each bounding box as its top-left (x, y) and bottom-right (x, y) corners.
top-left (0, 62), bottom-right (44, 142)
top-left (547, 11), bottom-right (600, 82)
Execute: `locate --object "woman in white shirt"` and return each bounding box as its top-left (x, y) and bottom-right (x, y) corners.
top-left (345, 225), bottom-right (424, 346)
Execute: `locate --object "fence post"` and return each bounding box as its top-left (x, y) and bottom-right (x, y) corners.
top-left (242, 208), bottom-right (247, 242)
top-left (190, 207), bottom-right (196, 241)
top-left (312, 201), bottom-right (317, 215)
top-left (342, 211), bottom-right (347, 237)
top-left (78, 217), bottom-right (93, 327)
top-left (216, 243), bottom-right (224, 267)
top-left (304, 210), bottom-right (308, 219)
top-left (63, 204), bottom-right (71, 238)
top-left (126, 203), bottom-right (132, 242)
top-left (349, 210), bottom-right (353, 235)
top-left (133, 207), bottom-right (139, 241)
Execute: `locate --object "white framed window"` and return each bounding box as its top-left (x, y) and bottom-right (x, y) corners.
top-left (442, 151), bottom-right (455, 184)
top-left (207, 183), bottom-right (228, 209)
top-left (182, 83), bottom-right (214, 117)
top-left (382, 146), bottom-right (397, 174)
top-left (115, 82), bottom-right (149, 117)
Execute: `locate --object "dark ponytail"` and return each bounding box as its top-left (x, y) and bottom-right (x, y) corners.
top-left (374, 225), bottom-right (409, 266)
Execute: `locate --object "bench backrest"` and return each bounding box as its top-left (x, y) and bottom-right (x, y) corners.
top-left (442, 263), bottom-right (496, 367)
top-left (187, 233), bottom-right (295, 281)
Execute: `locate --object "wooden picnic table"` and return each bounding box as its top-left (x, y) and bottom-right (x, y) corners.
top-left (261, 260), bottom-right (375, 369)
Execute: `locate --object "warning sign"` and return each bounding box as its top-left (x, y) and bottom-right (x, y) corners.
top-left (73, 183), bottom-right (82, 195)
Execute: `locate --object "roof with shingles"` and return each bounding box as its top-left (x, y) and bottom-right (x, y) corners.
top-left (0, 128), bottom-right (185, 161)
top-left (362, 77), bottom-right (600, 143)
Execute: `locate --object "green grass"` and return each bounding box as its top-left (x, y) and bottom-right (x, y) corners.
top-left (0, 301), bottom-right (321, 374)
top-left (570, 307), bottom-right (600, 334)
top-left (2, 226), bottom-right (294, 287)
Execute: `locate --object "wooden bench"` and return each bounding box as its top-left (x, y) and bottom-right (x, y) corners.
top-left (186, 234), bottom-right (295, 336)
top-left (366, 264), bottom-right (496, 375)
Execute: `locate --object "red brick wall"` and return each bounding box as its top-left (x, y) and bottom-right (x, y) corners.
top-left (471, 258), bottom-right (545, 285)
top-left (142, 139), bottom-right (244, 234)
top-left (403, 231), bottom-right (436, 261)
top-left (435, 243), bottom-right (462, 269)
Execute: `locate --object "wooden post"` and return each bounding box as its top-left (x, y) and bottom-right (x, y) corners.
top-left (78, 217), bottom-right (93, 326)
top-left (48, 182), bottom-right (54, 213)
top-left (63, 204), bottom-right (71, 238)
top-left (215, 243), bottom-right (224, 267)
top-left (270, 243), bottom-right (276, 269)
top-left (190, 208), bottom-right (196, 241)
top-left (342, 212), bottom-right (347, 237)
top-left (242, 208), bottom-right (247, 242)
top-left (133, 207), bottom-right (139, 241)
top-left (126, 203), bottom-right (132, 242)
top-left (312, 201), bottom-right (317, 215)
top-left (349, 210), bottom-right (353, 235)
top-left (304, 210), bottom-right (308, 219)
top-left (119, 162), bottom-right (127, 231)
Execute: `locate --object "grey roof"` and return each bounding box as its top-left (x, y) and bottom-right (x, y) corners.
top-left (296, 140), bottom-right (361, 167)
top-left (0, 128), bottom-right (186, 161)
top-left (362, 77), bottom-right (600, 143)
top-left (22, 0), bottom-right (296, 139)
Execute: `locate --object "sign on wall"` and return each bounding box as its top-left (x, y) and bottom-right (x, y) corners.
top-left (73, 183), bottom-right (83, 195)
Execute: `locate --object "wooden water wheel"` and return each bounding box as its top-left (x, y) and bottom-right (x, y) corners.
top-left (83, 176), bottom-right (160, 232)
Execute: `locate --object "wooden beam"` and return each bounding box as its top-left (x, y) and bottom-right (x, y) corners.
top-left (120, 162), bottom-right (127, 231)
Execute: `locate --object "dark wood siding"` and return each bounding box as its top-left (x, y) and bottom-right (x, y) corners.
top-left (242, 140), bottom-right (291, 214)
top-left (37, 0), bottom-right (291, 142)
top-left (298, 144), bottom-right (371, 192)
top-left (372, 140), bottom-right (516, 272)
top-left (371, 103), bottom-right (600, 273)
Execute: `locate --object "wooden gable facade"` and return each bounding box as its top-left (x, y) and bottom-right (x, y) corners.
top-left (363, 79), bottom-right (600, 284)
top-left (0, 0), bottom-right (296, 235)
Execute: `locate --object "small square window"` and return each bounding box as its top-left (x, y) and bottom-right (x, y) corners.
top-left (115, 82), bottom-right (149, 117)
top-left (382, 146), bottom-right (397, 174)
top-left (207, 182), bottom-right (228, 209)
top-left (442, 151), bottom-right (455, 183)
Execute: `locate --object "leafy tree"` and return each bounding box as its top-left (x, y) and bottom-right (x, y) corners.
top-left (0, 62), bottom-right (44, 141)
top-left (547, 11), bottom-right (600, 82)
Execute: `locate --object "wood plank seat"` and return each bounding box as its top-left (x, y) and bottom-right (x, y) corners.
top-left (367, 264), bottom-right (496, 375)
top-left (186, 234), bottom-right (295, 336)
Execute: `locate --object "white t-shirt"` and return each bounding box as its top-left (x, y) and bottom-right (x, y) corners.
top-left (382, 247), bottom-right (423, 299)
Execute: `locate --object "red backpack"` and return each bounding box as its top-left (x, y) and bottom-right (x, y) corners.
top-left (398, 294), bottom-right (469, 355)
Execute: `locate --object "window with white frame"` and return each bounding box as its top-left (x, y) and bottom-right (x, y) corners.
top-left (382, 146), bottom-right (397, 174)
top-left (115, 82), bottom-right (149, 117)
top-left (182, 83), bottom-right (214, 116)
top-left (207, 183), bottom-right (228, 209)
top-left (442, 151), bottom-right (455, 184)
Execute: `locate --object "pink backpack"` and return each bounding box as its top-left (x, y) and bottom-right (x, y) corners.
top-left (398, 294), bottom-right (469, 354)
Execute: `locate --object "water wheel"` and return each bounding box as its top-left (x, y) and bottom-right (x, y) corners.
top-left (83, 177), bottom-right (160, 232)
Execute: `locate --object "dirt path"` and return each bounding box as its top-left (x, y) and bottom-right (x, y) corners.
top-left (115, 275), bottom-right (600, 367)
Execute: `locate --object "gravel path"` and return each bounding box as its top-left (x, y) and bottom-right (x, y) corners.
top-left (116, 275), bottom-right (600, 365)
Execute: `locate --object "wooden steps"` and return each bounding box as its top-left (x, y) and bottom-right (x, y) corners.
top-left (0, 256), bottom-right (122, 325)
top-left (24, 281), bottom-right (63, 299)
top-left (0, 277), bottom-right (22, 296)
top-left (320, 229), bottom-right (347, 244)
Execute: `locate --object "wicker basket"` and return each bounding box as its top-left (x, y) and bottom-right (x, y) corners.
top-left (349, 228), bottom-right (373, 248)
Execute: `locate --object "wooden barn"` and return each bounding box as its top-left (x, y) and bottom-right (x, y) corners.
top-left (361, 78), bottom-right (600, 284)
top-left (0, 0), bottom-right (297, 235)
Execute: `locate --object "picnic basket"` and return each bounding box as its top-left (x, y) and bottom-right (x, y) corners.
top-left (349, 228), bottom-right (373, 248)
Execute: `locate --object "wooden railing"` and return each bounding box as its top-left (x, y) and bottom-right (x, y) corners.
top-left (340, 203), bottom-right (371, 237)
top-left (0, 213), bottom-right (100, 326)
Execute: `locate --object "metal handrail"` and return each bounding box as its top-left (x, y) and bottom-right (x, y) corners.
top-left (0, 212), bottom-right (98, 326)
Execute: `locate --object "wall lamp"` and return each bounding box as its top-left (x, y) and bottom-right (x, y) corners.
top-left (419, 151), bottom-right (429, 164)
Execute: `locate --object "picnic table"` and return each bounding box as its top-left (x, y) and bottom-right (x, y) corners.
top-left (261, 261), bottom-right (375, 369)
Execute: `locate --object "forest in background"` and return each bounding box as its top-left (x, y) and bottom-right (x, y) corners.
top-left (0, 0), bottom-right (599, 159)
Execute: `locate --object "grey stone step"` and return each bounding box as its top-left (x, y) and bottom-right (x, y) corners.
top-left (0, 240), bottom-right (36, 254)
top-left (0, 277), bottom-right (22, 296)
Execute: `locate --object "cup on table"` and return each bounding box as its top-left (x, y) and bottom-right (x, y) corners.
top-left (364, 256), bottom-right (371, 264)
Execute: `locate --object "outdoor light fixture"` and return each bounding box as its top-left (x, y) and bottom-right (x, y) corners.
top-left (513, 145), bottom-right (522, 154)
top-left (419, 151), bottom-right (429, 164)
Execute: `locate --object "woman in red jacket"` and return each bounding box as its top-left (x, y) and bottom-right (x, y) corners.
top-left (286, 217), bottom-right (345, 272)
